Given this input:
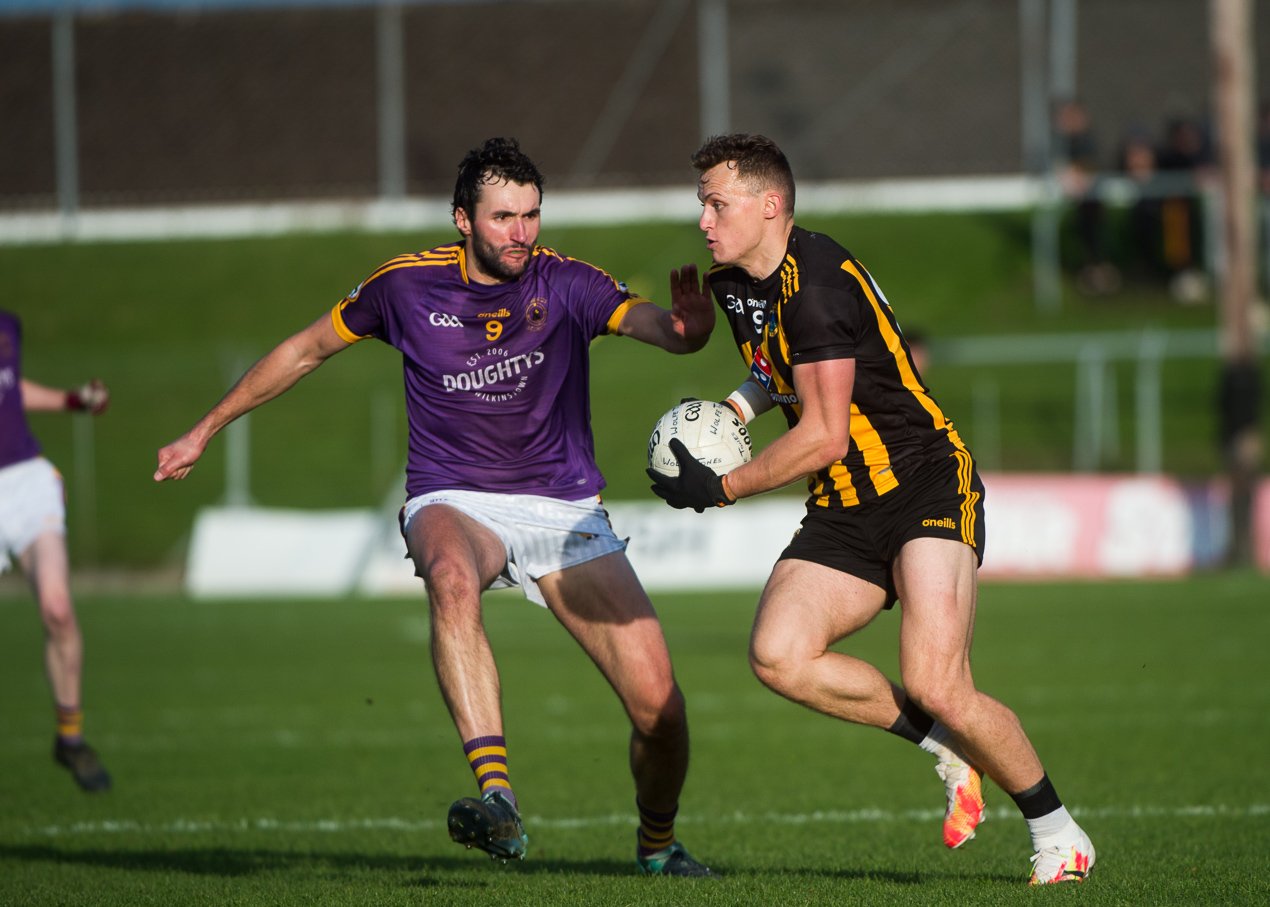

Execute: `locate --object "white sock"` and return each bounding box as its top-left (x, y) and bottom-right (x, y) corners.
top-left (917, 721), bottom-right (962, 762)
top-left (1027, 806), bottom-right (1076, 848)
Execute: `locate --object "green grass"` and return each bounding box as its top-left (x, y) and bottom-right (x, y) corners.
top-left (2, 211), bottom-right (1251, 568)
top-left (1, 574), bottom-right (1268, 905)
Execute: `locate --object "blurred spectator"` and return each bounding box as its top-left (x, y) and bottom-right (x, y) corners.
top-left (1053, 99), bottom-right (1120, 295)
top-left (1155, 116), bottom-right (1212, 303)
top-left (903, 327), bottom-right (929, 377)
top-left (1116, 128), bottom-right (1167, 285)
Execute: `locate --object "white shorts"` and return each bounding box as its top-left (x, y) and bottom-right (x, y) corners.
top-left (0, 457), bottom-right (66, 574)
top-left (400, 489), bottom-right (628, 607)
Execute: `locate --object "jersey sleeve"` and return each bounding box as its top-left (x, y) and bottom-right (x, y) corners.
top-left (559, 255), bottom-right (642, 338)
top-left (605, 296), bottom-right (652, 334)
top-left (784, 282), bottom-right (861, 364)
top-left (330, 268), bottom-right (392, 344)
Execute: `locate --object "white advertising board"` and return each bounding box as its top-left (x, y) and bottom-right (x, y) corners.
top-left (184, 475), bottom-right (1260, 598)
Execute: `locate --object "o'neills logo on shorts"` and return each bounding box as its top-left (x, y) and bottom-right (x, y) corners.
top-left (922, 517), bottom-right (957, 529)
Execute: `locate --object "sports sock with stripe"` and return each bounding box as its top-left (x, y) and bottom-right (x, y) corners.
top-left (636, 799), bottom-right (677, 857)
top-left (56, 703), bottom-right (84, 744)
top-left (462, 735), bottom-right (516, 810)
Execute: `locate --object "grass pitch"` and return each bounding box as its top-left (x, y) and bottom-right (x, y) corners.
top-left (1, 572), bottom-right (1267, 905)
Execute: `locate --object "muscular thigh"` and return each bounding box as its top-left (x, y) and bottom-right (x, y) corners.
top-left (537, 552), bottom-right (676, 694)
top-left (405, 504), bottom-right (508, 593)
top-left (893, 536), bottom-right (979, 686)
top-left (19, 530), bottom-right (72, 619)
top-left (752, 558), bottom-right (889, 658)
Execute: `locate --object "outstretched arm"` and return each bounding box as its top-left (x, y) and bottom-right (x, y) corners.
top-left (20, 378), bottom-right (110, 414)
top-left (613, 264), bottom-right (715, 353)
top-left (154, 313), bottom-right (349, 482)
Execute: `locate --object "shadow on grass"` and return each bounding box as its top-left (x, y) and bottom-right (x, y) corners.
top-left (2, 843), bottom-right (628, 882)
top-left (3, 843), bottom-right (1020, 887)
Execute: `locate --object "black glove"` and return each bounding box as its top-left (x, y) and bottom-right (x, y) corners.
top-left (646, 437), bottom-right (736, 513)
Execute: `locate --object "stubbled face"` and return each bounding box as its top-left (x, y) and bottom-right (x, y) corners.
top-left (696, 162), bottom-right (770, 275)
top-left (456, 177), bottom-right (542, 284)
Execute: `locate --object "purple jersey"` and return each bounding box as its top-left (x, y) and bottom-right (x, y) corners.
top-left (331, 243), bottom-right (647, 500)
top-left (0, 310), bottom-right (42, 470)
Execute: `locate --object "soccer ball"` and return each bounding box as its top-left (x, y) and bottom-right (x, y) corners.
top-left (647, 400), bottom-right (753, 478)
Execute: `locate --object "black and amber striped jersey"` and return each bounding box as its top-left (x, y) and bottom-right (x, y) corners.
top-left (707, 226), bottom-right (970, 509)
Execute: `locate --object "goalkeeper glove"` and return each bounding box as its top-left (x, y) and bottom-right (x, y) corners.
top-left (67, 379), bottom-right (110, 415)
top-left (646, 437), bottom-right (736, 513)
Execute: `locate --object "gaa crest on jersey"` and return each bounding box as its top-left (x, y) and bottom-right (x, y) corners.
top-left (751, 347), bottom-right (773, 390)
top-left (428, 312), bottom-right (463, 329)
top-left (525, 297), bottom-right (548, 332)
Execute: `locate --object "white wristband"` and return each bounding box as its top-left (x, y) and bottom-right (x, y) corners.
top-left (725, 381), bottom-right (773, 424)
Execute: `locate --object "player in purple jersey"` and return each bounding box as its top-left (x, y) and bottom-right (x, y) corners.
top-left (648, 134), bottom-right (1094, 885)
top-left (155, 138), bottom-right (714, 876)
top-left (0, 309), bottom-right (112, 792)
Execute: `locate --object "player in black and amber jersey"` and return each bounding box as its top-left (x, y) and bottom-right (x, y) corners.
top-left (707, 222), bottom-right (969, 510)
top-left (648, 134), bottom-right (1095, 885)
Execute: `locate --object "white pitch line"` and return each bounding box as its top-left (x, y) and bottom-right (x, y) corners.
top-left (18, 803), bottom-right (1268, 839)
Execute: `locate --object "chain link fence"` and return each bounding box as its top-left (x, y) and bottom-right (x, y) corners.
top-left (3, 0), bottom-right (1266, 211)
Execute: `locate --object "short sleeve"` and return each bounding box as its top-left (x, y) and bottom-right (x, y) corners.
top-left (555, 256), bottom-right (637, 338)
top-left (605, 296), bottom-right (652, 334)
top-left (331, 272), bottom-right (390, 344)
top-left (784, 283), bottom-right (861, 364)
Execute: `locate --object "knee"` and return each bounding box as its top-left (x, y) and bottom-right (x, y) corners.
top-left (748, 634), bottom-right (805, 698)
top-left (906, 685), bottom-right (953, 727)
top-left (421, 555), bottom-right (482, 617)
top-left (904, 675), bottom-right (971, 732)
top-left (40, 594), bottom-right (78, 640)
top-left (631, 683), bottom-right (687, 742)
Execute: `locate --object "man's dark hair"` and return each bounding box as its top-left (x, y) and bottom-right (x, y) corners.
top-left (451, 137), bottom-right (545, 221)
top-left (691, 133), bottom-right (795, 212)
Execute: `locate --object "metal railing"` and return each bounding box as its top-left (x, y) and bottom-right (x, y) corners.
top-left (930, 327), bottom-right (1262, 473)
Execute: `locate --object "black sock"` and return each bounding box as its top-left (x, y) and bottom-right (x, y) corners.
top-left (1010, 773), bottom-right (1063, 819)
top-left (887, 696), bottom-right (936, 745)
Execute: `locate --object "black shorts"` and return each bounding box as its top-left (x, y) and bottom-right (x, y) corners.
top-left (779, 450), bottom-right (986, 609)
